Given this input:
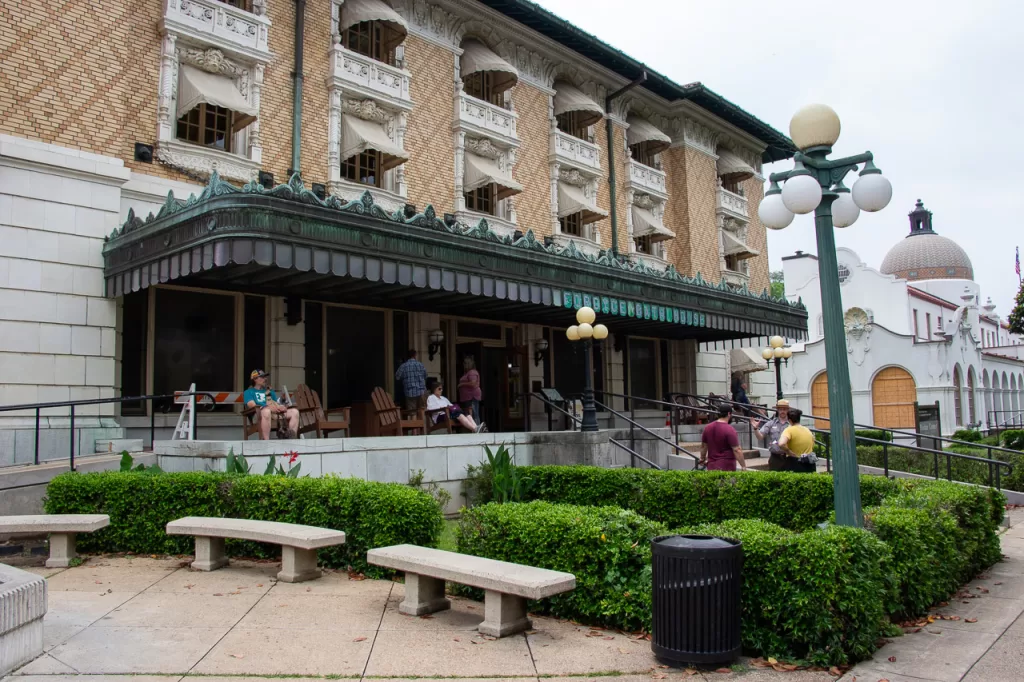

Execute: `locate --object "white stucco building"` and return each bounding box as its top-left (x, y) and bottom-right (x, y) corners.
top-left (781, 200), bottom-right (1024, 436)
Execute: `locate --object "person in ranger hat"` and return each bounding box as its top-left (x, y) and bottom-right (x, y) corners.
top-left (244, 369), bottom-right (300, 440)
top-left (755, 399), bottom-right (792, 470)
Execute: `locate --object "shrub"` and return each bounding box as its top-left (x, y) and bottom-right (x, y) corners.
top-left (856, 429), bottom-right (892, 443)
top-left (952, 429), bottom-right (983, 443)
top-left (44, 472), bottom-right (443, 575)
top-left (515, 466), bottom-right (900, 531)
top-left (679, 519), bottom-right (891, 667)
top-left (456, 501), bottom-right (664, 631)
top-left (1003, 430), bottom-right (1024, 451)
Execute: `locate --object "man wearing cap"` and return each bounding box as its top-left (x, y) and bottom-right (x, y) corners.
top-left (244, 370), bottom-right (300, 440)
top-left (755, 399), bottom-right (791, 470)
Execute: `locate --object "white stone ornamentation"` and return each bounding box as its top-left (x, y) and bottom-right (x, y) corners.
top-left (343, 98), bottom-right (393, 125)
top-left (464, 136), bottom-right (502, 160)
top-left (681, 117), bottom-right (720, 157)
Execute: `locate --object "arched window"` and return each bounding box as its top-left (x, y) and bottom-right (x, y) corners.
top-left (811, 372), bottom-right (830, 429)
top-left (872, 367), bottom-right (918, 429)
top-left (952, 366), bottom-right (963, 427)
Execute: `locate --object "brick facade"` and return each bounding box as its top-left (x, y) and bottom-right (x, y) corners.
top-left (681, 147), bottom-right (722, 283)
top-left (511, 82), bottom-right (553, 237)
top-left (742, 175), bottom-right (770, 294)
top-left (403, 35), bottom-right (456, 213)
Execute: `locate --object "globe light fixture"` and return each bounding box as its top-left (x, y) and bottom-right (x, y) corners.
top-left (781, 171), bottom-right (823, 215)
top-left (769, 336), bottom-right (785, 349)
top-left (832, 185), bottom-right (860, 228)
top-left (566, 309), bottom-right (609, 432)
top-left (759, 187), bottom-right (795, 230)
top-left (761, 104), bottom-right (894, 529)
top-left (762, 337), bottom-right (793, 403)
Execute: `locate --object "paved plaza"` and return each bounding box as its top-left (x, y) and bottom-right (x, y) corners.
top-left (2, 510), bottom-right (1022, 682)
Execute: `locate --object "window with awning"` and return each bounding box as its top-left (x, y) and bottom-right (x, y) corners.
top-left (175, 65), bottom-right (258, 153)
top-left (722, 230), bottom-right (759, 260)
top-left (717, 149), bottom-right (755, 184)
top-left (340, 0), bottom-right (408, 65)
top-left (557, 181), bottom-right (607, 225)
top-left (341, 115), bottom-right (409, 175)
top-left (626, 116), bottom-right (671, 167)
top-left (554, 82), bottom-right (603, 140)
top-left (464, 151), bottom-right (522, 204)
top-left (631, 205), bottom-right (674, 242)
top-left (461, 40), bottom-right (518, 106)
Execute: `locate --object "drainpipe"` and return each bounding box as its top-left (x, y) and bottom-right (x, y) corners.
top-left (290, 0), bottom-right (305, 177)
top-left (605, 71), bottom-right (646, 260)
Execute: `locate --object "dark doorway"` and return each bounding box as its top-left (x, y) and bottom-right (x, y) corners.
top-left (629, 338), bottom-right (658, 409)
top-left (325, 306), bottom-right (387, 409)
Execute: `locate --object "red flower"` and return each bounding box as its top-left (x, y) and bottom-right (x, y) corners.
top-left (286, 451), bottom-right (299, 465)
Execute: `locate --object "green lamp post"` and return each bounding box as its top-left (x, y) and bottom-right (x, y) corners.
top-left (758, 104), bottom-right (893, 528)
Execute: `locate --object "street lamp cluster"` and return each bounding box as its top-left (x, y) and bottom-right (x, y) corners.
top-left (567, 306), bottom-right (607, 433)
top-left (757, 104), bottom-right (894, 529)
top-left (761, 336), bottom-right (792, 401)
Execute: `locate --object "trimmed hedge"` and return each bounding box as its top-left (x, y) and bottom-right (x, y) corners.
top-left (512, 466), bottom-right (901, 531)
top-left (856, 429), bottom-right (893, 443)
top-left (1004, 430), bottom-right (1024, 451)
top-left (857, 444), bottom-right (1024, 492)
top-left (456, 501), bottom-right (662, 631)
top-left (44, 472), bottom-right (443, 575)
top-left (456, 502), bottom-right (891, 666)
top-left (951, 429), bottom-right (983, 443)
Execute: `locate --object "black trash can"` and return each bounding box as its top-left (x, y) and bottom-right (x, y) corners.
top-left (651, 535), bottom-right (743, 666)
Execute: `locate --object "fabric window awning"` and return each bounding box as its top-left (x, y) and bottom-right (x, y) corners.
top-left (177, 65), bottom-right (258, 131)
top-left (722, 231), bottom-right (759, 260)
top-left (553, 83), bottom-right (603, 128)
top-left (464, 151), bottom-right (522, 200)
top-left (631, 205), bottom-right (674, 242)
top-left (730, 347), bottom-right (768, 373)
top-left (340, 0), bottom-right (408, 52)
top-left (626, 116), bottom-right (671, 156)
top-left (460, 40), bottom-right (518, 94)
top-left (557, 181), bottom-right (607, 225)
top-left (341, 115), bottom-right (409, 171)
top-left (717, 149), bottom-right (756, 183)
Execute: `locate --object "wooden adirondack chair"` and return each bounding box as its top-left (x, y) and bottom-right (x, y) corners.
top-left (242, 385), bottom-right (296, 440)
top-left (425, 405), bottom-right (455, 434)
top-left (371, 387), bottom-right (423, 436)
top-left (293, 384), bottom-right (350, 438)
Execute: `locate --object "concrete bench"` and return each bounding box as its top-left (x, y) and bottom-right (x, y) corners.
top-left (0, 514), bottom-right (110, 568)
top-left (166, 517), bottom-right (346, 583)
top-left (368, 544), bottom-right (575, 637)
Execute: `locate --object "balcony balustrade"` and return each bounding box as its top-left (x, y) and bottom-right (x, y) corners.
top-left (552, 130), bottom-right (601, 173)
top-left (457, 92), bottom-right (518, 146)
top-left (164, 0), bottom-right (271, 58)
top-left (330, 45), bottom-right (411, 107)
top-left (627, 159), bottom-right (667, 199)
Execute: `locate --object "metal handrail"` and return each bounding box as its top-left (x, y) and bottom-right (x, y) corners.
top-left (0, 392), bottom-right (216, 469)
top-left (810, 427), bottom-right (1013, 490)
top-left (608, 438), bottom-right (664, 470)
top-left (987, 410), bottom-right (1024, 431)
top-left (596, 391), bottom-right (757, 451)
top-left (593, 398), bottom-right (697, 467)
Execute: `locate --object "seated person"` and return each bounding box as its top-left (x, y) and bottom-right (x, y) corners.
top-left (426, 379), bottom-right (485, 433)
top-left (244, 369), bottom-right (299, 440)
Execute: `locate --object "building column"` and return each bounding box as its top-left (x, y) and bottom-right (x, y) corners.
top-left (269, 297), bottom-right (305, 393)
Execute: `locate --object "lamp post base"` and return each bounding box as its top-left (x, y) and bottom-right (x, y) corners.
top-left (581, 340), bottom-right (599, 432)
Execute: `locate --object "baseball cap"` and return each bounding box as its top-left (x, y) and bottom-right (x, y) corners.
top-left (250, 369), bottom-right (269, 381)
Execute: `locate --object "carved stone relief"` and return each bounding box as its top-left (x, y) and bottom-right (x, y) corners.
top-left (179, 47), bottom-right (245, 77)
top-left (342, 98), bottom-right (392, 125)
top-left (558, 168), bottom-right (589, 188)
top-left (464, 136), bottom-right (502, 160)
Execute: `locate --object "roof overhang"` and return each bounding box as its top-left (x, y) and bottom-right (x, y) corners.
top-left (474, 0), bottom-right (797, 163)
top-left (104, 173), bottom-right (808, 342)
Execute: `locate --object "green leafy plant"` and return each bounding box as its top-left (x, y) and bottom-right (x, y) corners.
top-left (223, 448), bottom-right (251, 475)
top-left (951, 429), bottom-right (983, 443)
top-left (44, 471), bottom-right (443, 576)
top-left (855, 429), bottom-right (893, 443)
top-left (1002, 429), bottom-right (1024, 451)
top-left (409, 469), bottom-right (452, 511)
top-left (118, 451), bottom-right (162, 474)
top-left (264, 451), bottom-right (303, 478)
top-left (485, 443), bottom-right (530, 503)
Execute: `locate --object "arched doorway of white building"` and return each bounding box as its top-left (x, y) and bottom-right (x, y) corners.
top-left (811, 372), bottom-right (829, 429)
top-left (871, 367), bottom-right (917, 429)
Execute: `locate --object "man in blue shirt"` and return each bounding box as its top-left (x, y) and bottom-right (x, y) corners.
top-left (394, 349), bottom-right (427, 413)
top-left (244, 369), bottom-right (299, 440)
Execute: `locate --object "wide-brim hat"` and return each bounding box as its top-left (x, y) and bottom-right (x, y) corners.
top-left (776, 399), bottom-right (790, 408)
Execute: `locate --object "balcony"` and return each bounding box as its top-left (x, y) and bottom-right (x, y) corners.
top-left (722, 269), bottom-right (750, 288)
top-left (163, 0), bottom-right (271, 61)
top-left (627, 250), bottom-right (669, 273)
top-left (717, 186), bottom-right (749, 221)
top-left (330, 45), bottom-right (412, 109)
top-left (552, 130), bottom-right (601, 174)
top-left (457, 92), bottom-right (518, 147)
top-left (627, 159), bottom-right (667, 199)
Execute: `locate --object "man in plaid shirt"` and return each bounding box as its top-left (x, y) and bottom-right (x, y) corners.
top-left (395, 349), bottom-right (427, 413)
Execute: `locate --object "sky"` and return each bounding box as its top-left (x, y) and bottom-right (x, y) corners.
top-left (532, 0), bottom-right (1024, 315)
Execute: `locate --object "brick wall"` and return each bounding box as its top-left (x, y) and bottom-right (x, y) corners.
top-left (742, 176), bottom-right (770, 294)
top-left (661, 145), bottom-right (690, 274)
top-left (511, 82), bottom-right (552, 237)
top-left (404, 36), bottom-right (456, 213)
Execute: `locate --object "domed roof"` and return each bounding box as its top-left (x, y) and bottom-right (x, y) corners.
top-left (879, 200), bottom-right (973, 281)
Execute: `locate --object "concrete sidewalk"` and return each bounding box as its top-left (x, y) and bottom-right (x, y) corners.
top-left (840, 507), bottom-right (1024, 682)
top-left (3, 556), bottom-right (830, 682)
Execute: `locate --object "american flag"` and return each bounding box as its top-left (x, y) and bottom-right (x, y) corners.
top-left (1018, 247), bottom-right (1021, 277)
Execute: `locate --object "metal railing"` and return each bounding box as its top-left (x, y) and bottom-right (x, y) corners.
top-left (523, 392), bottom-right (667, 470)
top-left (810, 426), bottom-right (1013, 490)
top-left (591, 398), bottom-right (696, 469)
top-left (0, 392), bottom-right (215, 470)
top-left (988, 410), bottom-right (1024, 433)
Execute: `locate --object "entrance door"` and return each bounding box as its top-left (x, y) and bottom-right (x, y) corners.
top-left (628, 338), bottom-right (658, 409)
top-left (326, 307), bottom-right (387, 435)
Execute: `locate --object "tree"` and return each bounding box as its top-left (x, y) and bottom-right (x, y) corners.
top-left (770, 270), bottom-right (785, 299)
top-left (1009, 279), bottom-right (1024, 335)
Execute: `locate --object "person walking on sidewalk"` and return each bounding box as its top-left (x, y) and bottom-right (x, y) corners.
top-left (700, 404), bottom-right (748, 471)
